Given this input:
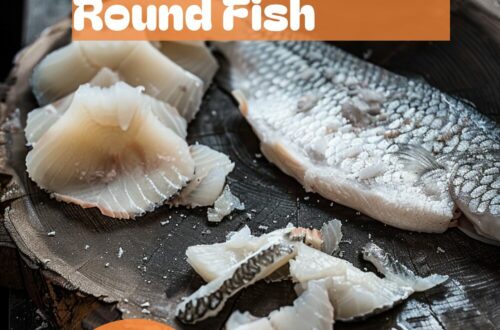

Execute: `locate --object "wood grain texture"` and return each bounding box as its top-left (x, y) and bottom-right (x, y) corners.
top-left (1, 6), bottom-right (500, 330)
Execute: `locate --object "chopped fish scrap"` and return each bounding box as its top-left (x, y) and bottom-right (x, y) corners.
top-left (290, 244), bottom-right (414, 321)
top-left (32, 41), bottom-right (204, 121)
top-left (362, 242), bottom-right (449, 291)
top-left (289, 227), bottom-right (323, 250)
top-left (186, 223), bottom-right (334, 282)
top-left (320, 219), bottom-right (343, 255)
top-left (226, 311), bottom-right (274, 330)
top-left (183, 222), bottom-right (449, 324)
top-left (176, 242), bottom-right (296, 324)
top-left (217, 41), bottom-right (499, 242)
top-left (186, 224), bottom-right (294, 282)
top-left (207, 185), bottom-right (245, 222)
top-left (26, 69), bottom-right (188, 145)
top-left (26, 83), bottom-right (194, 219)
top-left (171, 145), bottom-right (234, 208)
top-left (226, 280), bottom-right (334, 330)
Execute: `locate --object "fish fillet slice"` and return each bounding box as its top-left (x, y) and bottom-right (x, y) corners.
top-left (170, 145), bottom-right (234, 208)
top-left (226, 281), bottom-right (334, 330)
top-left (32, 41), bottom-right (204, 121)
top-left (26, 83), bottom-right (194, 219)
top-left (218, 41), bottom-right (460, 233)
top-left (26, 69), bottom-right (188, 145)
top-left (26, 68), bottom-right (120, 145)
top-left (157, 41), bottom-right (219, 92)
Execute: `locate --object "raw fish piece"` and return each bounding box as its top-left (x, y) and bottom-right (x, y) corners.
top-left (186, 223), bottom-right (340, 282)
top-left (171, 145), bottom-right (234, 208)
top-left (268, 280), bottom-right (334, 330)
top-left (226, 311), bottom-right (273, 330)
top-left (321, 219), bottom-right (343, 255)
top-left (288, 219), bottom-right (343, 253)
top-left (26, 83), bottom-right (194, 219)
top-left (362, 242), bottom-right (449, 291)
top-left (26, 68), bottom-right (120, 146)
top-left (290, 244), bottom-right (413, 321)
top-left (25, 96), bottom-right (72, 147)
top-left (26, 69), bottom-right (188, 145)
top-left (157, 41), bottom-right (219, 92)
top-left (207, 185), bottom-right (245, 222)
top-left (32, 41), bottom-right (204, 121)
top-left (186, 225), bottom-right (294, 282)
top-left (176, 242), bottom-right (296, 324)
top-left (289, 227), bottom-right (323, 250)
top-left (226, 281), bottom-right (334, 330)
top-left (226, 311), bottom-right (274, 330)
top-left (218, 41), bottom-right (500, 240)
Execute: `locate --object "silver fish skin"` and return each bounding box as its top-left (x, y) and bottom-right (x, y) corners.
top-left (217, 41), bottom-right (499, 240)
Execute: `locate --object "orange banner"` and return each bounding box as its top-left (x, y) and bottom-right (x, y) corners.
top-left (72, 0), bottom-right (450, 41)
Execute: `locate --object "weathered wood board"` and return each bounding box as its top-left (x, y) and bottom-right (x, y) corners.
top-left (1, 2), bottom-right (500, 329)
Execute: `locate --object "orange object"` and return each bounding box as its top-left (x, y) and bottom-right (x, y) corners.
top-left (72, 0), bottom-right (450, 41)
top-left (96, 319), bottom-right (175, 330)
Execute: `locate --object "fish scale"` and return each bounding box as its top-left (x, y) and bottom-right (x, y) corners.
top-left (218, 41), bottom-right (500, 242)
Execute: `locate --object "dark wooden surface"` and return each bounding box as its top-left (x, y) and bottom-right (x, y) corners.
top-left (1, 1), bottom-right (500, 330)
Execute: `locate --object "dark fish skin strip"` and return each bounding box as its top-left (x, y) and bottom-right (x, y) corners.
top-left (176, 243), bottom-right (295, 324)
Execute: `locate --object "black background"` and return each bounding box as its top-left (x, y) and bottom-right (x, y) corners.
top-left (0, 1), bottom-right (24, 81)
top-left (1, 2), bottom-right (24, 328)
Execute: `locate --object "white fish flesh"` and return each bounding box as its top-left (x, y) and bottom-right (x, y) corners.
top-left (207, 185), bottom-right (245, 222)
top-left (171, 145), bottom-right (234, 208)
top-left (157, 41), bottom-right (219, 92)
top-left (26, 69), bottom-right (188, 145)
top-left (186, 222), bottom-right (336, 282)
top-left (26, 68), bottom-right (120, 145)
top-left (290, 244), bottom-right (414, 321)
top-left (26, 83), bottom-right (194, 219)
top-left (226, 280), bottom-right (334, 330)
top-left (268, 280), bottom-right (334, 330)
top-left (186, 224), bottom-right (294, 282)
top-left (185, 223), bottom-right (448, 324)
top-left (32, 41), bottom-right (204, 121)
top-left (320, 219), bottom-right (343, 255)
top-left (226, 311), bottom-right (274, 330)
top-left (362, 242), bottom-right (449, 291)
top-left (218, 41), bottom-right (500, 241)
top-left (176, 242), bottom-right (296, 324)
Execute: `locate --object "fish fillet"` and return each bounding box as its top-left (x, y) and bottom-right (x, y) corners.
top-left (157, 41), bottom-right (219, 92)
top-left (32, 41), bottom-right (204, 121)
top-left (218, 41), bottom-right (500, 237)
top-left (26, 69), bottom-right (188, 145)
top-left (170, 145), bottom-right (234, 208)
top-left (26, 83), bottom-right (194, 219)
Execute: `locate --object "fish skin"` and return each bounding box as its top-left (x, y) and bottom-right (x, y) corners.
top-left (218, 41), bottom-right (500, 238)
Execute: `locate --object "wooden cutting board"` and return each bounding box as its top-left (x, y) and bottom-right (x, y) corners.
top-left (1, 3), bottom-right (499, 329)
